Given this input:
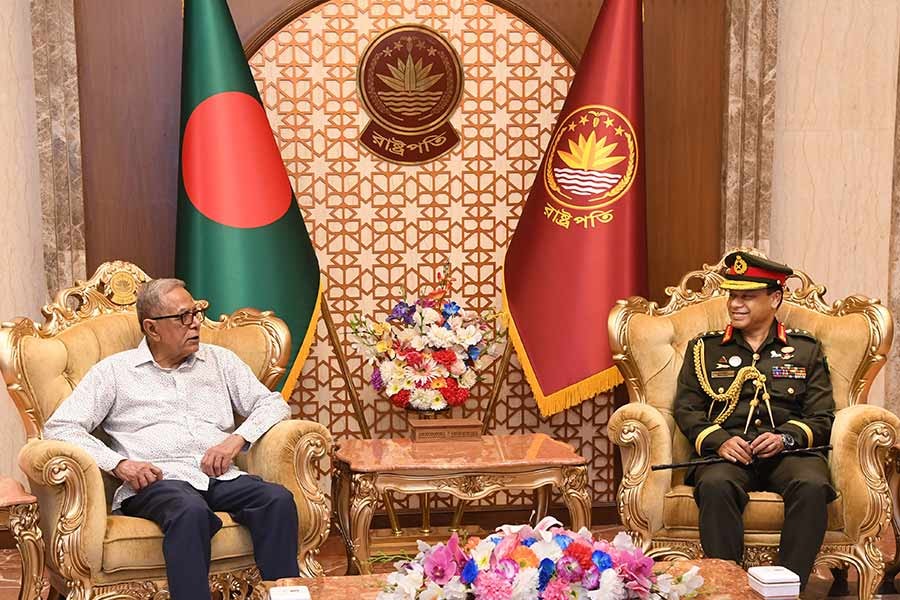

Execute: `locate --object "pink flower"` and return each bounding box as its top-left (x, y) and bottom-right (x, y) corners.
top-left (446, 532), bottom-right (468, 569)
top-left (541, 578), bottom-right (572, 600)
top-left (424, 544), bottom-right (457, 585)
top-left (474, 569), bottom-right (513, 600)
top-left (612, 548), bottom-right (655, 599)
top-left (492, 532), bottom-right (521, 562)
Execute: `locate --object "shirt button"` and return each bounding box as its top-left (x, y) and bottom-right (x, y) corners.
top-left (752, 353), bottom-right (760, 361)
top-left (754, 419), bottom-right (763, 427)
top-left (717, 387), bottom-right (725, 394)
top-left (787, 387), bottom-right (795, 395)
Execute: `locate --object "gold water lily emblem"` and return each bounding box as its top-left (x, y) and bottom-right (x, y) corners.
top-left (544, 105), bottom-right (638, 212)
top-left (357, 25), bottom-right (463, 164)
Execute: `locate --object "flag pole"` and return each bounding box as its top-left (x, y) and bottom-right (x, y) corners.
top-left (320, 294), bottom-right (403, 536)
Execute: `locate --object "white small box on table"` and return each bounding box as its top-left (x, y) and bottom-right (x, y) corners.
top-left (268, 585), bottom-right (312, 600)
top-left (747, 566), bottom-right (800, 599)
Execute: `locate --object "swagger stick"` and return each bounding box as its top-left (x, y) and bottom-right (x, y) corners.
top-left (651, 445), bottom-right (832, 471)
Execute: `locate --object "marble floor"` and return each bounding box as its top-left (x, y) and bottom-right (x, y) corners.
top-left (1, 525), bottom-right (898, 599)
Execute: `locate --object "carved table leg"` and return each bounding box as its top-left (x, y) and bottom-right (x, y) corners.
top-left (560, 465), bottom-right (592, 531)
top-left (9, 502), bottom-right (44, 600)
top-left (332, 461), bottom-right (360, 575)
top-left (349, 473), bottom-right (379, 575)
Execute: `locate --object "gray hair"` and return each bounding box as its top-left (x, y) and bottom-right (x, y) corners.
top-left (136, 278), bottom-right (186, 333)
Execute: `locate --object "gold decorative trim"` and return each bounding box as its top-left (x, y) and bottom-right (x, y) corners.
top-left (786, 419), bottom-right (813, 448)
top-left (9, 500), bottom-right (45, 600)
top-left (44, 455), bottom-right (92, 599)
top-left (694, 424), bottom-right (722, 455)
top-left (292, 429), bottom-right (332, 577)
top-left (607, 417), bottom-right (653, 549)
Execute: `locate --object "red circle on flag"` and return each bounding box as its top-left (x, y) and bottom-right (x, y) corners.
top-left (182, 91), bottom-right (291, 228)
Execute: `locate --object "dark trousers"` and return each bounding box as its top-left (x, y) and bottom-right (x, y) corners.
top-left (121, 475), bottom-right (300, 600)
top-left (691, 454), bottom-right (835, 586)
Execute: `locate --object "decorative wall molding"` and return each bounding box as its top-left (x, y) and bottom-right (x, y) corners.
top-left (30, 0), bottom-right (86, 294)
top-left (721, 0), bottom-right (777, 253)
top-left (886, 45), bottom-right (900, 418)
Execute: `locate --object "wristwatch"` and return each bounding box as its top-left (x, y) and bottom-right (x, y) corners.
top-left (781, 433), bottom-right (797, 451)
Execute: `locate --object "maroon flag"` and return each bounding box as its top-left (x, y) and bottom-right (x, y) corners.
top-left (503, 0), bottom-right (647, 416)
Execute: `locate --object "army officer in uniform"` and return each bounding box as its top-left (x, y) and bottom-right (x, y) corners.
top-left (674, 251), bottom-right (836, 588)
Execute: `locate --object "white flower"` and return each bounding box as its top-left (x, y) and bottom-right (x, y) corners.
top-left (442, 576), bottom-right (468, 600)
top-left (655, 566), bottom-right (704, 599)
top-left (588, 568), bottom-right (626, 600)
top-left (470, 538), bottom-right (496, 570)
top-left (426, 324), bottom-right (457, 348)
top-left (410, 388), bottom-right (442, 410)
top-left (396, 328), bottom-right (420, 347)
top-left (530, 539), bottom-right (563, 562)
top-left (410, 335), bottom-right (428, 351)
top-left (382, 563), bottom-right (424, 599)
top-left (409, 356), bottom-right (447, 385)
top-left (512, 567), bottom-right (540, 600)
top-left (380, 361), bottom-right (406, 386)
top-left (612, 531), bottom-right (637, 552)
top-left (418, 581), bottom-right (445, 600)
top-left (420, 307), bottom-right (442, 325)
top-left (455, 324), bottom-right (483, 347)
top-left (459, 370), bottom-right (477, 389)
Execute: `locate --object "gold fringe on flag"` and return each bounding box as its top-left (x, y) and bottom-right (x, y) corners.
top-left (501, 283), bottom-right (623, 417)
top-left (280, 276), bottom-right (324, 400)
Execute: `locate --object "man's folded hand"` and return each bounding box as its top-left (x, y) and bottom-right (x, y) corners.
top-left (113, 459), bottom-right (163, 490)
top-left (201, 434), bottom-right (246, 478)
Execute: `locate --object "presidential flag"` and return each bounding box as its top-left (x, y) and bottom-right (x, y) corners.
top-left (503, 0), bottom-right (647, 416)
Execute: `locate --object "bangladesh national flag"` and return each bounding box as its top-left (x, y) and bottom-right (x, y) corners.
top-left (176, 0), bottom-right (321, 398)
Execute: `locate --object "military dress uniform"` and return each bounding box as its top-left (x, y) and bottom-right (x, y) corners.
top-left (673, 252), bottom-right (836, 586)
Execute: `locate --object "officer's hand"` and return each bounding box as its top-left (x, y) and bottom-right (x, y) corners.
top-left (750, 432), bottom-right (784, 458)
top-left (716, 436), bottom-right (753, 465)
top-left (113, 459), bottom-right (163, 491)
top-left (201, 434), bottom-right (245, 478)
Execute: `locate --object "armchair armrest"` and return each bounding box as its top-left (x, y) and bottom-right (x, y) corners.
top-left (1, 477), bottom-right (44, 600)
top-left (245, 419), bottom-right (332, 577)
top-left (830, 404), bottom-right (900, 541)
top-left (607, 403), bottom-right (673, 549)
top-left (17, 439), bottom-right (109, 586)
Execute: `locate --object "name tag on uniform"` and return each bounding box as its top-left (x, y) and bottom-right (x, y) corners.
top-left (711, 370), bottom-right (735, 378)
top-left (772, 365), bottom-right (806, 379)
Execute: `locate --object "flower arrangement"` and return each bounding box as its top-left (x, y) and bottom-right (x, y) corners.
top-left (348, 267), bottom-right (505, 412)
top-left (376, 518), bottom-right (703, 600)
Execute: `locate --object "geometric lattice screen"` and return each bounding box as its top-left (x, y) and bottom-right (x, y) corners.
top-left (250, 0), bottom-right (616, 509)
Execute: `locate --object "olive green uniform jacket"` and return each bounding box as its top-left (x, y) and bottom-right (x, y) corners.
top-left (674, 320), bottom-right (834, 458)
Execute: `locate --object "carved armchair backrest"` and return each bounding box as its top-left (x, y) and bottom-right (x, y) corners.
top-left (608, 249), bottom-right (892, 466)
top-left (0, 261), bottom-right (292, 442)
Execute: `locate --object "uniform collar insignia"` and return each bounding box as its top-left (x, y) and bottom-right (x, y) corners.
top-left (721, 325), bottom-right (734, 344)
top-left (777, 321), bottom-right (788, 344)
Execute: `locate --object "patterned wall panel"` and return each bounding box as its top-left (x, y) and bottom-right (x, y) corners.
top-left (249, 0), bottom-right (615, 510)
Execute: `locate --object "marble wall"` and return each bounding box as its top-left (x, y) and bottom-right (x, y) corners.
top-left (0, 0), bottom-right (47, 485)
top-left (772, 0), bottom-right (900, 407)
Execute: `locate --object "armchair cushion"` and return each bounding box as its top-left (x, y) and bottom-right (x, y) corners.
top-left (102, 513), bottom-right (253, 573)
top-left (662, 485), bottom-right (845, 532)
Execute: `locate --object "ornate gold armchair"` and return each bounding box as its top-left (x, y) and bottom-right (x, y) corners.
top-left (0, 261), bottom-right (332, 599)
top-left (606, 250), bottom-right (899, 600)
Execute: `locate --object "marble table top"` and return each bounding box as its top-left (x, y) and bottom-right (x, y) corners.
top-left (335, 432), bottom-right (585, 473)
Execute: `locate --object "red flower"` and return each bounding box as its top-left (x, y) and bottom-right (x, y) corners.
top-left (402, 351), bottom-right (424, 368)
top-left (564, 539), bottom-right (595, 571)
top-left (433, 349), bottom-right (457, 368)
top-left (440, 384), bottom-right (469, 407)
top-left (390, 390), bottom-right (411, 408)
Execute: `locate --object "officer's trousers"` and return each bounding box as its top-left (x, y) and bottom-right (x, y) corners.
top-left (121, 475), bottom-right (300, 600)
top-left (691, 454), bottom-right (835, 587)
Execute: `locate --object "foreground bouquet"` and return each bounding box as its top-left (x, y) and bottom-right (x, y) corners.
top-left (348, 267), bottom-right (505, 412)
top-left (377, 518), bottom-right (703, 600)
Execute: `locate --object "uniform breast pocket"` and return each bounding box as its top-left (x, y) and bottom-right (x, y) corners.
top-left (769, 379), bottom-right (806, 401)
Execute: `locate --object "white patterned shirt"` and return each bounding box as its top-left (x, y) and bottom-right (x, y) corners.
top-left (43, 339), bottom-right (290, 510)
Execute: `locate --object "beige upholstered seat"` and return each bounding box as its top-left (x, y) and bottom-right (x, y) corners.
top-left (606, 249), bottom-right (899, 600)
top-left (0, 261), bottom-right (332, 599)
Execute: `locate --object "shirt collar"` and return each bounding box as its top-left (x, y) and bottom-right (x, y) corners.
top-left (132, 338), bottom-right (206, 369)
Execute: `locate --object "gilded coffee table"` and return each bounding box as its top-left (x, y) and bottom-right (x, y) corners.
top-left (332, 432), bottom-right (591, 574)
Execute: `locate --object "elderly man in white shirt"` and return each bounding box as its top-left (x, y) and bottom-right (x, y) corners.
top-left (44, 278), bottom-right (300, 599)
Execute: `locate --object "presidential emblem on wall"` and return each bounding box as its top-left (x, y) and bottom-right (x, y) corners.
top-left (357, 24), bottom-right (463, 164)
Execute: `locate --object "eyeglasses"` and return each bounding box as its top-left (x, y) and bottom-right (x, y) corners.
top-left (147, 301), bottom-right (208, 326)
